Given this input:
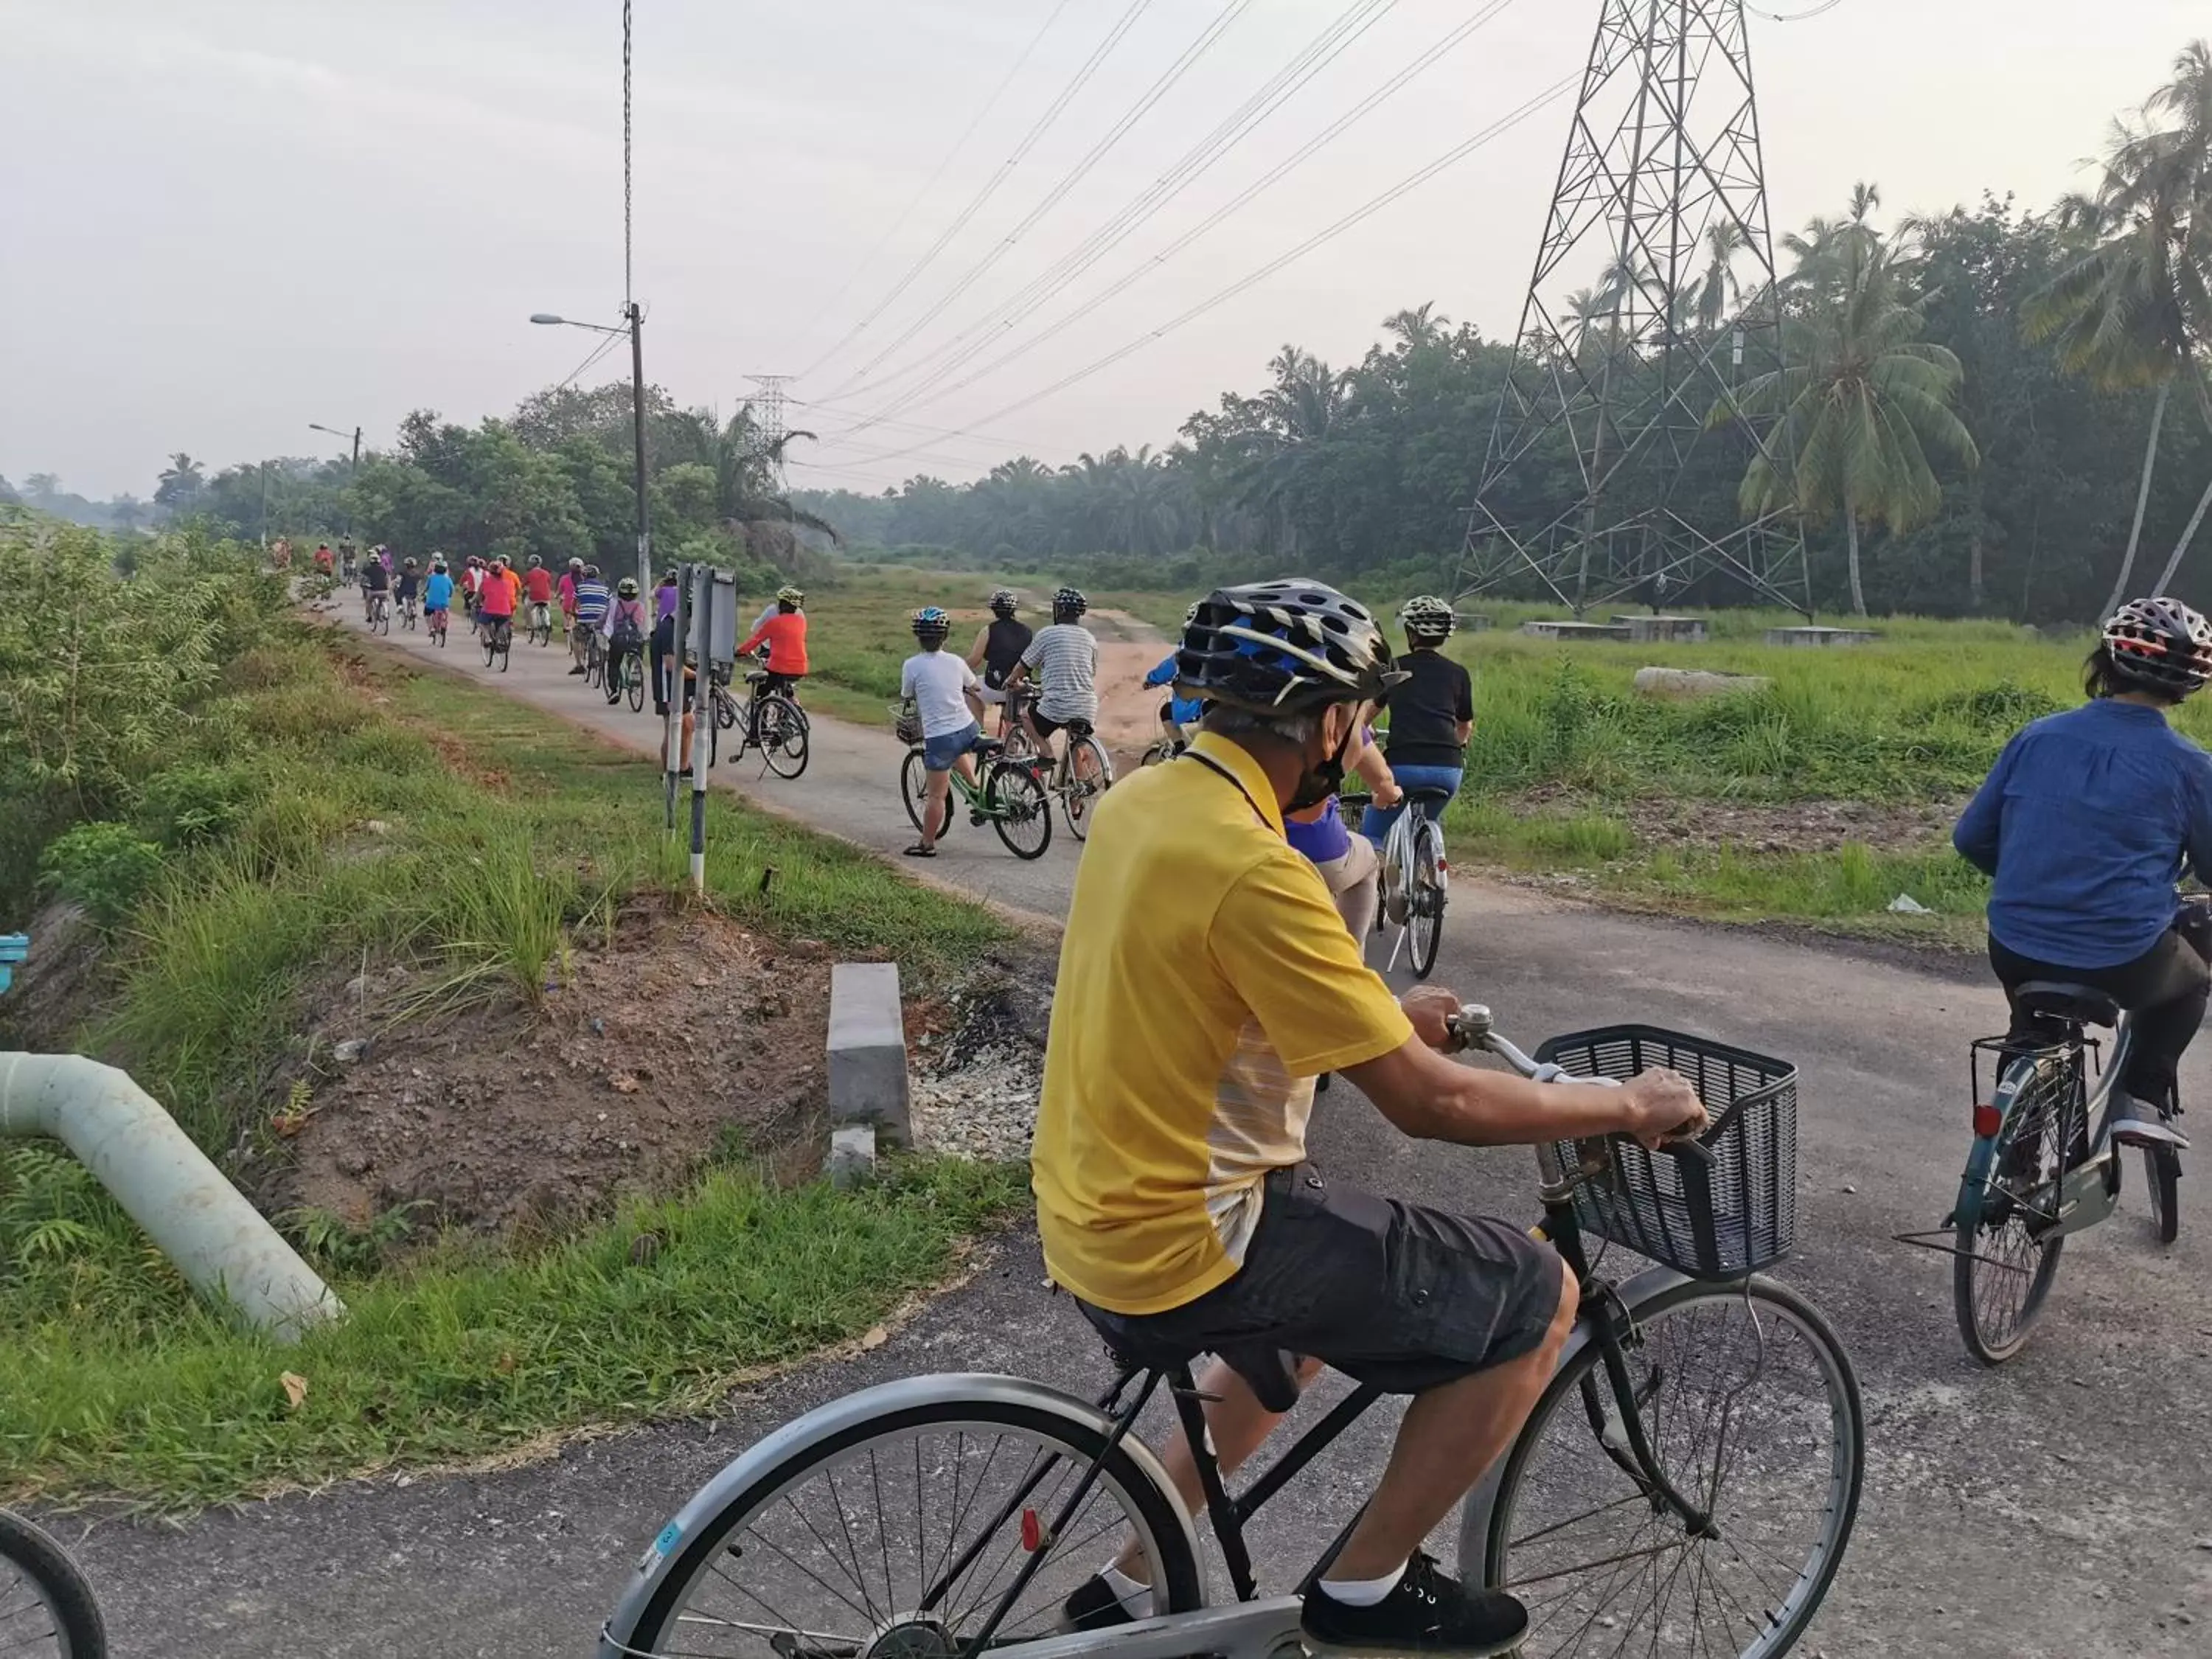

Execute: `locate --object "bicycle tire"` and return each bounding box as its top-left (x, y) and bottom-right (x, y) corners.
top-left (763, 702), bottom-right (810, 780)
top-left (495, 628), bottom-right (512, 672)
top-left (712, 689), bottom-right (739, 731)
top-left (2146, 1144), bottom-right (2181, 1245)
top-left (626, 661), bottom-right (644, 712)
top-left (990, 763), bottom-right (1052, 860)
top-left (900, 749), bottom-right (949, 838)
top-left (1060, 736), bottom-right (1112, 841)
top-left (1953, 1049), bottom-right (2073, 1366)
top-left (1408, 819), bottom-right (1445, 979)
top-left (0, 1507), bottom-right (108, 1658)
top-left (1139, 740), bottom-right (1180, 768)
top-left (1477, 1275), bottom-right (1862, 1659)
top-left (616, 1393), bottom-right (1202, 1657)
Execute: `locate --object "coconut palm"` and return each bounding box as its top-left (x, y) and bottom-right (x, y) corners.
top-left (2026, 39), bottom-right (2212, 611)
top-left (1382, 302), bottom-right (1451, 352)
top-left (1695, 222), bottom-right (1749, 330)
top-left (1229, 347), bottom-right (1354, 554)
top-left (1731, 220), bottom-right (1980, 615)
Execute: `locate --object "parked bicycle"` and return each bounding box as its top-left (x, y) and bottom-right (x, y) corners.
top-left (1, 1508), bottom-right (106, 1658)
top-left (481, 614), bottom-right (512, 672)
top-left (709, 665), bottom-right (810, 779)
top-left (599, 1006), bottom-right (1860, 1659)
top-left (893, 702), bottom-right (1052, 860)
top-left (1905, 896), bottom-right (2206, 1364)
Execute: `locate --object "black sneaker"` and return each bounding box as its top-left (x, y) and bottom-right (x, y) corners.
top-left (1058, 1574), bottom-right (1135, 1632)
top-left (1301, 1554), bottom-right (1528, 1658)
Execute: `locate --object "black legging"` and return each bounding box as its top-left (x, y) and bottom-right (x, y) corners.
top-left (1991, 917), bottom-right (2212, 1102)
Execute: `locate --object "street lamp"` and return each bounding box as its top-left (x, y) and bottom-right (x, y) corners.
top-left (531, 305), bottom-right (651, 605)
top-left (308, 421), bottom-right (361, 542)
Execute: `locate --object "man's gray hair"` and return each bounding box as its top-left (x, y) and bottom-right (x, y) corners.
top-left (1203, 703), bottom-right (1320, 746)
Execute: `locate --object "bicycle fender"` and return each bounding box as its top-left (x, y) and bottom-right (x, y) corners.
top-left (1454, 1263), bottom-right (1691, 1585)
top-left (599, 1372), bottom-right (1200, 1658)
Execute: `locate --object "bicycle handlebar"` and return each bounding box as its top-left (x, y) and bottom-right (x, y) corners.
top-left (1446, 1003), bottom-right (1714, 1166)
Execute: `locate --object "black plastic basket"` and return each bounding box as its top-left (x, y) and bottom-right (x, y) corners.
top-left (1533, 1025), bottom-right (1798, 1279)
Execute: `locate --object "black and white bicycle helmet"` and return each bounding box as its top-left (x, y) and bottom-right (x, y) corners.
top-left (991, 588), bottom-right (1019, 617)
top-left (1176, 580), bottom-right (1403, 717)
top-left (911, 605), bottom-right (952, 642)
top-left (2104, 596), bottom-right (2212, 697)
top-left (1399, 595), bottom-right (1456, 641)
top-left (1053, 586), bottom-right (1088, 619)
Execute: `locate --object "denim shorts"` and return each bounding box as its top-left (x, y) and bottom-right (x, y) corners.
top-left (922, 721), bottom-right (980, 772)
top-left (1362, 764), bottom-right (1464, 847)
top-left (1077, 1164), bottom-right (1561, 1406)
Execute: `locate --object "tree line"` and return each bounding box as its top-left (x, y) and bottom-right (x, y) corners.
top-left (796, 41), bottom-right (2212, 623)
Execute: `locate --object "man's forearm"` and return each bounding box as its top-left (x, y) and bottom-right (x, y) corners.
top-left (1350, 1043), bottom-right (1638, 1147)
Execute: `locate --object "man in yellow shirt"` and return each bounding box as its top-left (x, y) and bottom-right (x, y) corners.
top-left (1032, 580), bottom-right (1705, 1658)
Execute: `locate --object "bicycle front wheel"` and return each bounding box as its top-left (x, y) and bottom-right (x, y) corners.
top-left (1060, 737), bottom-right (1113, 841)
top-left (1953, 1051), bottom-right (2074, 1365)
top-left (614, 1392), bottom-right (1202, 1659)
top-left (764, 702), bottom-right (810, 780)
top-left (900, 749), bottom-right (949, 838)
top-left (0, 1508), bottom-right (107, 1658)
top-left (1477, 1276), bottom-right (1863, 1659)
top-left (990, 764), bottom-right (1052, 860)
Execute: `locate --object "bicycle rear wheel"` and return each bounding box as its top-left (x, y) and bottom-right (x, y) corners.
top-left (1476, 1276), bottom-right (1862, 1659)
top-left (626, 657), bottom-right (645, 711)
top-left (2146, 1144), bottom-right (2180, 1245)
top-left (1059, 737), bottom-right (1112, 841)
top-left (763, 701), bottom-right (810, 780)
top-left (0, 1508), bottom-right (107, 1658)
top-left (990, 764), bottom-right (1052, 860)
top-left (1953, 1051), bottom-right (2075, 1365)
top-left (1408, 820), bottom-right (1446, 979)
top-left (612, 1391), bottom-right (1201, 1659)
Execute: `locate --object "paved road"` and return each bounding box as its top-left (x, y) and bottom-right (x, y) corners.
top-left (65, 599), bottom-right (2212, 1656)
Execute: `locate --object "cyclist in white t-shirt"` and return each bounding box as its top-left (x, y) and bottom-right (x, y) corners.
top-left (900, 607), bottom-right (982, 858)
top-left (1007, 585), bottom-right (1099, 765)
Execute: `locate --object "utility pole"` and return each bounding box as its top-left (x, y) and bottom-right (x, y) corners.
top-left (308, 422), bottom-right (362, 540)
top-left (630, 303), bottom-right (654, 600)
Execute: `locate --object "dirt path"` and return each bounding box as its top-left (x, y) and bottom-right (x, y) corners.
top-left (60, 594), bottom-right (2212, 1658)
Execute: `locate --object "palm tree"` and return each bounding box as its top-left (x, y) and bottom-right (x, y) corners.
top-left (2026, 40), bottom-right (2212, 611)
top-left (1382, 302), bottom-right (1450, 352)
top-left (1230, 347), bottom-right (1353, 554)
top-left (1731, 219), bottom-right (1980, 615)
top-left (1695, 222), bottom-right (1749, 330)
top-left (153, 452), bottom-right (205, 511)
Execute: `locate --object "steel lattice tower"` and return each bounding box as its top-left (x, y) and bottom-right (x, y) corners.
top-left (745, 374), bottom-right (793, 491)
top-left (1456, 0), bottom-right (1810, 617)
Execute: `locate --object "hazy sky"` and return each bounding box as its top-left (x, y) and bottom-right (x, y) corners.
top-left (4, 0), bottom-right (2205, 500)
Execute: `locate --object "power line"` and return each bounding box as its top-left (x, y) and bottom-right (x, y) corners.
top-left (787, 395), bottom-right (1081, 458)
top-left (835, 0), bottom-right (1400, 408)
top-left (554, 330), bottom-right (626, 394)
top-left (790, 0), bottom-right (1078, 360)
top-left (827, 75), bottom-right (1579, 470)
top-left (820, 0), bottom-right (1256, 401)
top-left (798, 0), bottom-right (1158, 384)
top-left (834, 0), bottom-right (1527, 436)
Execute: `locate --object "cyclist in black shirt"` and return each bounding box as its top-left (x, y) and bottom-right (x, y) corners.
top-left (1362, 596), bottom-right (1474, 852)
top-left (966, 588), bottom-right (1034, 737)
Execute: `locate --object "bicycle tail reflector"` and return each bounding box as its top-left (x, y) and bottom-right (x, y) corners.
top-left (1973, 1102), bottom-right (2002, 1138)
top-left (1534, 1026), bottom-right (1797, 1278)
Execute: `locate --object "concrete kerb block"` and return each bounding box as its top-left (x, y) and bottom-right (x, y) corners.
top-left (828, 1124), bottom-right (878, 1189)
top-left (828, 961), bottom-right (912, 1150)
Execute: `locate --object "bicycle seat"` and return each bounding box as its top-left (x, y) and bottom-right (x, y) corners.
top-left (1096, 1330), bottom-right (1303, 1415)
top-left (1065, 717), bottom-right (1096, 737)
top-left (971, 737), bottom-right (1005, 754)
top-left (743, 669), bottom-right (770, 684)
top-left (1402, 786), bottom-right (1455, 807)
top-left (2014, 981), bottom-right (2121, 1028)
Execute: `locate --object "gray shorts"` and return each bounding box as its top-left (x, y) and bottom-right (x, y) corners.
top-left (1077, 1164), bottom-right (1562, 1408)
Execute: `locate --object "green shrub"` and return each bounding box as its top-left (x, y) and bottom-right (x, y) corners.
top-left (137, 762), bottom-right (263, 849)
top-left (37, 821), bottom-right (164, 928)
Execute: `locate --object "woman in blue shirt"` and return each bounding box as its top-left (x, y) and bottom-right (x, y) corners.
top-left (1954, 597), bottom-right (2212, 1146)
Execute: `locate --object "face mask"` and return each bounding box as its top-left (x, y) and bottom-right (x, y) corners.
top-left (1285, 717), bottom-right (1352, 813)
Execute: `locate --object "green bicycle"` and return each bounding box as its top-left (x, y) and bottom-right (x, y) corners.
top-left (894, 704), bottom-right (1052, 860)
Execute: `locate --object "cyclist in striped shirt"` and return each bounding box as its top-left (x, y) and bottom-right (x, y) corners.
top-left (1009, 585), bottom-right (1099, 765)
top-left (568, 566), bottom-right (611, 675)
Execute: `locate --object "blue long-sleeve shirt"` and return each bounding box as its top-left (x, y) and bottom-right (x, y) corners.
top-left (1953, 698), bottom-right (2212, 967)
top-left (1144, 651), bottom-right (1203, 727)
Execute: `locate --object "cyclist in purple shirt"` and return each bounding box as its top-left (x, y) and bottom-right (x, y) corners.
top-left (1955, 597), bottom-right (2212, 1147)
top-left (1284, 718), bottom-right (1400, 947)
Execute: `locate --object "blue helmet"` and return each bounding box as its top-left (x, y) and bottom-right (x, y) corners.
top-left (911, 606), bottom-right (952, 641)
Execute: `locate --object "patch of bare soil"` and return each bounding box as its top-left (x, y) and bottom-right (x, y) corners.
top-left (266, 903), bottom-right (833, 1237)
top-left (1513, 785), bottom-right (1962, 856)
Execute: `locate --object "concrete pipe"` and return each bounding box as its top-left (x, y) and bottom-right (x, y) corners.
top-left (0, 1052), bottom-right (343, 1342)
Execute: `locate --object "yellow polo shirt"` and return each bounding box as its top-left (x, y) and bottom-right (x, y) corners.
top-left (1031, 732), bottom-right (1415, 1315)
